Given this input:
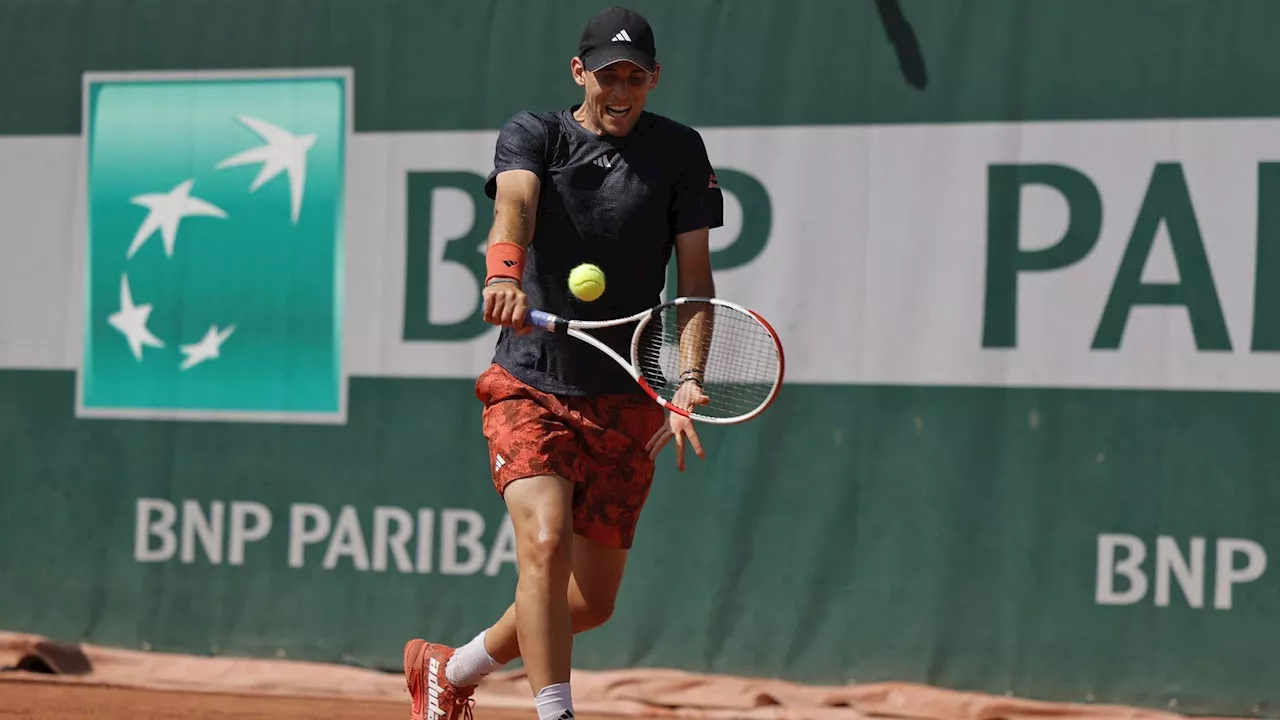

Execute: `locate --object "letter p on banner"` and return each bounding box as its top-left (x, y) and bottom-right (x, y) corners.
top-left (984, 164), bottom-right (1102, 348)
top-left (1215, 538), bottom-right (1267, 610)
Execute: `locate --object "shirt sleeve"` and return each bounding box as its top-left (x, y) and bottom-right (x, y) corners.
top-left (670, 128), bottom-right (725, 235)
top-left (485, 112), bottom-right (548, 199)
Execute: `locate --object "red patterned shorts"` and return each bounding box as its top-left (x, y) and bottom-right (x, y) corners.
top-left (474, 363), bottom-right (667, 550)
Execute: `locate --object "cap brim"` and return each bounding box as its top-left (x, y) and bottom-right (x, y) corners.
top-left (582, 46), bottom-right (656, 73)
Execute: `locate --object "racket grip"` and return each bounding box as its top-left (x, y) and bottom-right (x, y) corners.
top-left (525, 309), bottom-right (557, 332)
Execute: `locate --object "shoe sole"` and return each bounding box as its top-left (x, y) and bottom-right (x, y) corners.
top-left (403, 639), bottom-right (426, 720)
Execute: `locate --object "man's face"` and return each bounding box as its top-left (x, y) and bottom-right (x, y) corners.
top-left (572, 58), bottom-right (660, 136)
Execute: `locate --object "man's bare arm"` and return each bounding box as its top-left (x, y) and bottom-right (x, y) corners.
top-left (488, 169), bottom-right (541, 254)
top-left (673, 227), bottom-right (715, 387)
top-left (482, 169), bottom-right (541, 330)
top-left (675, 226), bottom-right (715, 297)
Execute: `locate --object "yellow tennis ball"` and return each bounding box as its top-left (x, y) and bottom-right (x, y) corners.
top-left (568, 263), bottom-right (606, 302)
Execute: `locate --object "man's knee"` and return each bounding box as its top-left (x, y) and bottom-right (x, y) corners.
top-left (504, 474), bottom-right (574, 577)
top-left (519, 523), bottom-right (572, 576)
top-left (568, 534), bottom-right (627, 631)
top-left (572, 595), bottom-right (615, 631)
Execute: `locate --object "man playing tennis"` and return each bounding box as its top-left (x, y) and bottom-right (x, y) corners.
top-left (403, 5), bottom-right (723, 720)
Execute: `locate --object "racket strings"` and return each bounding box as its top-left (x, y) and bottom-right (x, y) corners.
top-left (636, 301), bottom-right (781, 420)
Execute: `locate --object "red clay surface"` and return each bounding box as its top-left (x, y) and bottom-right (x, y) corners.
top-left (0, 680), bottom-right (599, 720)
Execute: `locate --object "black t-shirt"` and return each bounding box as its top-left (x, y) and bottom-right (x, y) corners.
top-left (483, 106), bottom-right (724, 397)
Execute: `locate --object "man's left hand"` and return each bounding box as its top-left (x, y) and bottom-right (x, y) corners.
top-left (645, 380), bottom-right (711, 471)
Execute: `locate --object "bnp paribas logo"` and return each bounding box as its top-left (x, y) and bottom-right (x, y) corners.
top-left (76, 69), bottom-right (352, 425)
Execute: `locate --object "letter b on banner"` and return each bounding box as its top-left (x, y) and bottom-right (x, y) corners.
top-left (402, 172), bottom-right (492, 341)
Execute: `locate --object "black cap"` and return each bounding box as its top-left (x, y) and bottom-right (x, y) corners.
top-left (578, 6), bottom-right (657, 73)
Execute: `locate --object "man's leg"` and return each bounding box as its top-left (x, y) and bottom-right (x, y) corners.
top-left (446, 532), bottom-right (627, 720)
top-left (406, 370), bottom-right (656, 720)
top-left (469, 533), bottom-right (629, 668)
top-left (500, 473), bottom-right (575, 697)
top-left (405, 363), bottom-right (582, 720)
top-left (405, 476), bottom-right (577, 720)
top-left (457, 392), bottom-right (661, 681)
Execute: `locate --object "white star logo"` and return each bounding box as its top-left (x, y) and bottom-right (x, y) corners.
top-left (100, 114), bottom-right (325, 376)
top-left (108, 274), bottom-right (165, 361)
top-left (216, 115), bottom-right (316, 224)
top-left (180, 324), bottom-right (236, 371)
top-left (127, 179), bottom-right (228, 259)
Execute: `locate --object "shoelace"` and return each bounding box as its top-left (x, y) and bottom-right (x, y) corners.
top-left (457, 696), bottom-right (476, 720)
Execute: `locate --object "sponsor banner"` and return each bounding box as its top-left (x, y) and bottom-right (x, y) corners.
top-left (1095, 533), bottom-right (1268, 610)
top-left (133, 498), bottom-right (517, 576)
top-left (78, 70), bottom-right (351, 423)
top-left (4, 369), bottom-right (1280, 715)
top-left (5, 116), bottom-right (1280, 396)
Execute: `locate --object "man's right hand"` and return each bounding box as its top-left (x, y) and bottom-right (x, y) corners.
top-left (482, 280), bottom-right (532, 335)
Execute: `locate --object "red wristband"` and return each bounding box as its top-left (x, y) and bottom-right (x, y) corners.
top-left (486, 242), bottom-right (526, 285)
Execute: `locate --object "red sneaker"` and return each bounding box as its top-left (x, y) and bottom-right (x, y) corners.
top-left (403, 639), bottom-right (476, 720)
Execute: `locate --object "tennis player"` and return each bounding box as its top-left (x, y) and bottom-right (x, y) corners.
top-left (403, 5), bottom-right (723, 720)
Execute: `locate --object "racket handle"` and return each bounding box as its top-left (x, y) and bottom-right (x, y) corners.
top-left (525, 309), bottom-right (559, 332)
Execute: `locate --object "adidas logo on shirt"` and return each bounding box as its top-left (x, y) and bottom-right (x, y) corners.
top-left (593, 155), bottom-right (612, 168)
top-left (612, 29), bottom-right (632, 42)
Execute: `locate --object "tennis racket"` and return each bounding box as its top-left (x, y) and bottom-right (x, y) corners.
top-left (524, 297), bottom-right (784, 424)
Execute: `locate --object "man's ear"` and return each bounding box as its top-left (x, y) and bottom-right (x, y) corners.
top-left (571, 56), bottom-right (588, 87)
top-left (649, 63), bottom-right (661, 88)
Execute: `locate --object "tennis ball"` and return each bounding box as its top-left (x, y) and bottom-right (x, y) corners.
top-left (568, 263), bottom-right (606, 302)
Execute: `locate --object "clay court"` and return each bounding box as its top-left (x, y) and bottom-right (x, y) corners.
top-left (0, 632), bottom-right (1239, 720)
top-left (1, 681), bottom-right (416, 720)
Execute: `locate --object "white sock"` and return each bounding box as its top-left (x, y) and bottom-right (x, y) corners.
top-left (535, 682), bottom-right (574, 720)
top-left (444, 629), bottom-right (504, 687)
